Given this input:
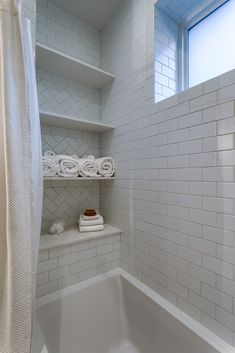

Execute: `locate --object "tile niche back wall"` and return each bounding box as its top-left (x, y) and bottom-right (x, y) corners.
top-left (100, 0), bottom-right (235, 346)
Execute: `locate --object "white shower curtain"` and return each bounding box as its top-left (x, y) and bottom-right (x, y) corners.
top-left (0, 1), bottom-right (43, 353)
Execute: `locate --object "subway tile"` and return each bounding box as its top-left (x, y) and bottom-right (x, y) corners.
top-left (203, 226), bottom-right (234, 246)
top-left (190, 122), bottom-right (216, 140)
top-left (190, 152), bottom-right (217, 167)
top-left (189, 263), bottom-right (216, 287)
top-left (179, 84), bottom-right (203, 103)
top-left (218, 150), bottom-right (235, 166)
top-left (216, 307), bottom-right (235, 331)
top-left (217, 183), bottom-right (235, 198)
top-left (189, 237), bottom-right (216, 257)
top-left (58, 274), bottom-right (78, 289)
top-left (37, 259), bottom-right (57, 274)
top-left (217, 276), bottom-right (235, 298)
top-left (217, 116), bottom-right (235, 135)
top-left (189, 209), bottom-right (216, 227)
top-left (189, 291), bottom-right (216, 317)
top-left (36, 272), bottom-right (49, 286)
top-left (178, 194), bottom-right (202, 209)
top-left (177, 297), bottom-right (202, 322)
top-left (168, 101), bottom-right (189, 119)
top-left (203, 101), bottom-right (235, 123)
top-left (58, 253), bottom-right (78, 267)
top-left (49, 266), bottom-right (70, 281)
top-left (178, 246), bottom-right (201, 266)
top-left (177, 271), bottom-right (201, 294)
top-left (203, 135), bottom-right (234, 152)
top-left (178, 139), bottom-right (202, 155)
top-left (168, 155), bottom-right (189, 168)
top-left (217, 214), bottom-right (235, 232)
top-left (178, 111), bottom-right (203, 129)
top-left (190, 92), bottom-right (217, 112)
top-left (167, 278), bottom-right (188, 300)
top-left (217, 245), bottom-right (235, 265)
top-left (178, 168), bottom-right (202, 181)
top-left (218, 84), bottom-right (235, 104)
top-left (203, 255), bottom-right (233, 279)
top-left (36, 281), bottom-right (58, 298)
top-left (189, 182), bottom-right (216, 197)
top-left (203, 196), bottom-right (233, 214)
top-left (203, 167), bottom-right (234, 182)
top-left (178, 220), bottom-right (202, 237)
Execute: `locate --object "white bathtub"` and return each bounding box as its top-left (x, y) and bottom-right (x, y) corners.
top-left (32, 268), bottom-right (234, 353)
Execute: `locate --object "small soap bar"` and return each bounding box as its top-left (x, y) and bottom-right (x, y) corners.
top-left (84, 209), bottom-right (97, 217)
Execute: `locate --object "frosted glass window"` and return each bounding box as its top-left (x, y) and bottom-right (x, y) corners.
top-left (189, 0), bottom-right (235, 87)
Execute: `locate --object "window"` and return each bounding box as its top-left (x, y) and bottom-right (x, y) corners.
top-left (188, 0), bottom-right (235, 87)
top-left (154, 0), bottom-right (235, 103)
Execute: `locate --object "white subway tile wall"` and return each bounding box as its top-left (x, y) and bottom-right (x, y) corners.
top-left (100, 0), bottom-right (235, 346)
top-left (154, 6), bottom-right (178, 102)
top-left (36, 234), bottom-right (120, 297)
top-left (37, 0), bottom-right (101, 67)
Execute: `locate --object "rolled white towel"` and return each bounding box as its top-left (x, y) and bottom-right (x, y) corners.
top-left (58, 157), bottom-right (80, 177)
top-left (79, 224), bottom-right (104, 233)
top-left (44, 150), bottom-right (55, 159)
top-left (82, 155), bottom-right (96, 161)
top-left (77, 158), bottom-right (100, 178)
top-left (78, 214), bottom-right (103, 226)
top-left (42, 156), bottom-right (59, 177)
top-left (96, 157), bottom-right (115, 177)
top-left (55, 154), bottom-right (79, 162)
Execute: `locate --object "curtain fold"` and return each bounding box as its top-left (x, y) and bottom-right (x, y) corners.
top-left (0, 1), bottom-right (43, 352)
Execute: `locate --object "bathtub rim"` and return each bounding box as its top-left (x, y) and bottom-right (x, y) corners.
top-left (36, 268), bottom-right (235, 353)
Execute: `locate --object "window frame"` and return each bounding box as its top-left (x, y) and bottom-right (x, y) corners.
top-left (179, 0), bottom-right (229, 90)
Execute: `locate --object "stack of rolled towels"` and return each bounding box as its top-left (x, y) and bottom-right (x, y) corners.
top-left (78, 209), bottom-right (104, 232)
top-left (42, 151), bottom-right (115, 178)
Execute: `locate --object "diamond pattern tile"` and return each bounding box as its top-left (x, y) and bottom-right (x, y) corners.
top-left (42, 182), bottom-right (99, 232)
top-left (37, 69), bottom-right (100, 120)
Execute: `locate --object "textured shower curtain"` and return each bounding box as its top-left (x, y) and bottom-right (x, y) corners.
top-left (0, 1), bottom-right (43, 353)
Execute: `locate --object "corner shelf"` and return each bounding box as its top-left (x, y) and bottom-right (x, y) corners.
top-left (40, 111), bottom-right (114, 133)
top-left (43, 176), bottom-right (115, 181)
top-left (40, 224), bottom-right (121, 250)
top-left (36, 43), bottom-right (115, 89)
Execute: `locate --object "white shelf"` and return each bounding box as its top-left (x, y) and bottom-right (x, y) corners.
top-left (43, 176), bottom-right (115, 181)
top-left (36, 43), bottom-right (115, 89)
top-left (40, 111), bottom-right (114, 133)
top-left (40, 224), bottom-right (121, 250)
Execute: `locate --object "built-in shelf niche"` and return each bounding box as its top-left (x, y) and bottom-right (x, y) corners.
top-left (40, 224), bottom-right (121, 250)
top-left (36, 43), bottom-right (115, 89)
top-left (40, 111), bottom-right (114, 133)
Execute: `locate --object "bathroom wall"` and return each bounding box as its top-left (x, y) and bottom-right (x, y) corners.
top-left (154, 6), bottom-right (178, 102)
top-left (100, 0), bottom-right (235, 346)
top-left (36, 233), bottom-right (120, 297)
top-left (37, 0), bottom-right (101, 67)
